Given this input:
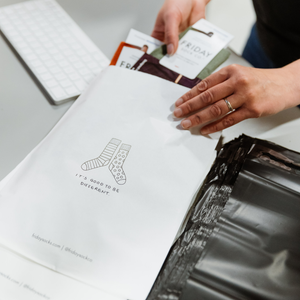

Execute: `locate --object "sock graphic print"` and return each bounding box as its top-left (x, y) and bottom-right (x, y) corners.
top-left (81, 138), bottom-right (121, 171)
top-left (109, 144), bottom-right (131, 185)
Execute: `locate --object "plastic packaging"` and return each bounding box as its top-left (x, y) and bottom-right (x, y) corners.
top-left (148, 134), bottom-right (300, 300)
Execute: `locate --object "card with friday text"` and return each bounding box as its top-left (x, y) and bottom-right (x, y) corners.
top-left (159, 19), bottom-right (233, 79)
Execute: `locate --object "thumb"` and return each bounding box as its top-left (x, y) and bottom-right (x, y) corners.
top-left (164, 11), bottom-right (181, 55)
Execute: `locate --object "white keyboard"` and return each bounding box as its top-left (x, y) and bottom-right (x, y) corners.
top-left (0, 0), bottom-right (109, 104)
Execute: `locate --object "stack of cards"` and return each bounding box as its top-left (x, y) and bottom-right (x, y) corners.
top-left (110, 20), bottom-right (233, 89)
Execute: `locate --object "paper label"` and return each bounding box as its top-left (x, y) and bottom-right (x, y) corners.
top-left (116, 47), bottom-right (144, 69)
top-left (125, 29), bottom-right (163, 54)
top-left (160, 19), bottom-right (233, 79)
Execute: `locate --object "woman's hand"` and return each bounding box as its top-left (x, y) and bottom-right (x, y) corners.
top-left (173, 60), bottom-right (300, 135)
top-left (151, 0), bottom-right (210, 55)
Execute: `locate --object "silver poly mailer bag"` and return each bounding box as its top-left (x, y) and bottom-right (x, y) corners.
top-left (0, 67), bottom-right (218, 300)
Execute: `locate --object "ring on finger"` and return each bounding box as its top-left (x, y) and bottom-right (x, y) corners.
top-left (224, 98), bottom-right (234, 112)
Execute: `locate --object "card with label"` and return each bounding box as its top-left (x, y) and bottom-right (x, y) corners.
top-left (110, 42), bottom-right (141, 66)
top-left (132, 53), bottom-right (201, 88)
top-left (126, 29), bottom-right (163, 54)
top-left (116, 47), bottom-right (145, 69)
top-left (160, 19), bottom-right (233, 79)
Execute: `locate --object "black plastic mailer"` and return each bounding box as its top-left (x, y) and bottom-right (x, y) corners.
top-left (147, 134), bottom-right (300, 300)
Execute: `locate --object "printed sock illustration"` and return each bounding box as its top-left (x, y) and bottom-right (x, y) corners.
top-left (109, 144), bottom-right (131, 185)
top-left (81, 138), bottom-right (131, 185)
top-left (81, 138), bottom-right (121, 171)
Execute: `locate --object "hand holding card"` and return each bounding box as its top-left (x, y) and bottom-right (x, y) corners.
top-left (160, 19), bottom-right (233, 79)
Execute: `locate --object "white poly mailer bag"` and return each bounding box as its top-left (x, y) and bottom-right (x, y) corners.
top-left (0, 67), bottom-right (218, 300)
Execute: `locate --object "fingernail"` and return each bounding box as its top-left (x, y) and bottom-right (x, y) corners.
top-left (167, 43), bottom-right (174, 55)
top-left (173, 108), bottom-right (182, 118)
top-left (181, 119), bottom-right (191, 129)
top-left (200, 128), bottom-right (209, 135)
top-left (197, 81), bottom-right (207, 92)
top-left (175, 97), bottom-right (183, 107)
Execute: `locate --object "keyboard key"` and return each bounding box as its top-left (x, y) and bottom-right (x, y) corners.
top-left (65, 85), bottom-right (78, 95)
top-left (45, 60), bottom-right (56, 68)
top-left (35, 66), bottom-right (47, 74)
top-left (63, 49), bottom-right (73, 56)
top-left (76, 49), bottom-right (86, 56)
top-left (55, 72), bottom-right (67, 81)
top-left (40, 36), bottom-right (49, 43)
top-left (40, 53), bottom-right (51, 61)
top-left (4, 8), bottom-right (14, 15)
top-left (61, 32), bottom-right (70, 38)
top-left (82, 55), bottom-right (92, 63)
top-left (26, 36), bottom-right (36, 42)
top-left (74, 79), bottom-right (87, 91)
top-left (69, 73), bottom-right (80, 81)
top-left (68, 55), bottom-right (78, 62)
top-left (45, 79), bottom-right (58, 88)
top-left (63, 66), bottom-right (75, 74)
top-left (71, 44), bottom-right (81, 50)
top-left (26, 53), bottom-right (38, 61)
top-left (79, 68), bottom-right (90, 76)
top-left (12, 36), bottom-right (23, 43)
top-left (59, 61), bottom-right (69, 68)
top-left (41, 73), bottom-right (53, 81)
top-left (87, 61), bottom-right (98, 69)
top-left (84, 73), bottom-right (95, 83)
top-left (92, 67), bottom-right (102, 75)
top-left (53, 54), bottom-right (64, 61)
top-left (94, 53), bottom-right (105, 61)
top-left (60, 79), bottom-right (72, 88)
top-left (48, 48), bottom-right (59, 55)
top-left (21, 47), bottom-right (32, 55)
top-left (74, 61), bottom-right (84, 69)
top-left (58, 44), bottom-right (68, 51)
top-left (51, 86), bottom-right (66, 99)
top-left (16, 41), bottom-right (27, 48)
top-left (31, 60), bottom-right (42, 67)
top-left (35, 48), bottom-right (46, 55)
top-left (30, 41), bottom-right (40, 48)
top-left (49, 66), bottom-right (61, 74)
top-left (25, 3), bottom-right (35, 10)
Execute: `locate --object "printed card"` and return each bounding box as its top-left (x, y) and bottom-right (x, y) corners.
top-left (126, 29), bottom-right (163, 54)
top-left (116, 46), bottom-right (145, 69)
top-left (160, 19), bottom-right (233, 79)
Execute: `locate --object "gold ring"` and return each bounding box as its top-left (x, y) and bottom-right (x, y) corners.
top-left (224, 98), bottom-right (234, 112)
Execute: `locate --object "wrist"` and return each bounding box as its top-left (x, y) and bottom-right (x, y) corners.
top-left (281, 59), bottom-right (300, 108)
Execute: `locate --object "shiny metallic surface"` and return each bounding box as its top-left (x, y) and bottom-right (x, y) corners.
top-left (148, 135), bottom-right (300, 300)
top-left (224, 98), bottom-right (234, 112)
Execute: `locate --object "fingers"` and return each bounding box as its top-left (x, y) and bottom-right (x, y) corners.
top-left (175, 69), bottom-right (231, 107)
top-left (151, 29), bottom-right (165, 43)
top-left (151, 11), bottom-right (166, 42)
top-left (200, 108), bottom-right (250, 135)
top-left (151, 10), bottom-right (181, 55)
top-left (163, 10), bottom-right (181, 55)
top-left (174, 81), bottom-right (233, 118)
top-left (180, 96), bottom-right (237, 129)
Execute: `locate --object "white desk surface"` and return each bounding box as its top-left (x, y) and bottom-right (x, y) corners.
top-left (1, 0), bottom-right (300, 181)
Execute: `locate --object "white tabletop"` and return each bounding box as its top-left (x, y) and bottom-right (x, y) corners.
top-left (1, 0), bottom-right (300, 181)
